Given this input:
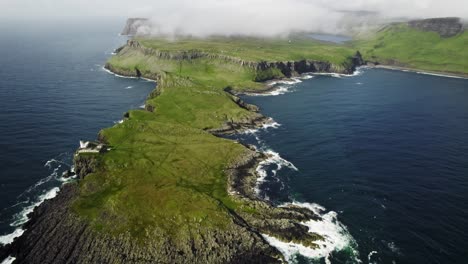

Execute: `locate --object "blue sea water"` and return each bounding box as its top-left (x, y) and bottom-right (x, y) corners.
top-left (307, 33), bottom-right (351, 44)
top-left (0, 19), bottom-right (155, 241)
top-left (236, 69), bottom-right (468, 263)
top-left (0, 20), bottom-right (467, 264)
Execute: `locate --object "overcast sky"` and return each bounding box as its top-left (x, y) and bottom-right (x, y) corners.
top-left (1, 0), bottom-right (467, 35)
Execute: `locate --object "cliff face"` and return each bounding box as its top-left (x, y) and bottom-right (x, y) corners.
top-left (121, 18), bottom-right (150, 36)
top-left (122, 39), bottom-right (364, 80)
top-left (408, 17), bottom-right (463, 37)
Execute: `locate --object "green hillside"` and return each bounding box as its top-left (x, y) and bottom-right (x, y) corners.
top-left (356, 23), bottom-right (468, 75)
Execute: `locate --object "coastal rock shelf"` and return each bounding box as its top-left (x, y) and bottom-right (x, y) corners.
top-left (0, 33), bottom-right (365, 263)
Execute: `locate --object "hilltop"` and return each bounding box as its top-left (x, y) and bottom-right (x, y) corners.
top-left (355, 17), bottom-right (467, 76)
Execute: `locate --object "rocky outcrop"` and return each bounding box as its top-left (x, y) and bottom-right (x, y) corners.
top-left (224, 149), bottom-right (325, 248)
top-left (408, 17), bottom-right (463, 37)
top-left (73, 154), bottom-right (99, 179)
top-left (121, 18), bottom-right (150, 36)
top-left (0, 184), bottom-right (282, 264)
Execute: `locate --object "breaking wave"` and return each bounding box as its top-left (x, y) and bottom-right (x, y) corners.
top-left (263, 202), bottom-right (361, 264)
top-left (246, 74), bottom-right (313, 97)
top-left (0, 256), bottom-right (16, 264)
top-left (237, 75), bottom-right (362, 263)
top-left (0, 187), bottom-right (60, 245)
top-left (255, 149), bottom-right (298, 196)
top-left (312, 66), bottom-right (366, 78)
top-left (0, 154), bottom-right (74, 246)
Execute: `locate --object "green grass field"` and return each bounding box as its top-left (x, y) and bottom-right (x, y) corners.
top-left (74, 27), bottom-right (467, 240)
top-left (75, 37), bottom-right (357, 240)
top-left (137, 36), bottom-right (355, 64)
top-left (355, 23), bottom-right (468, 74)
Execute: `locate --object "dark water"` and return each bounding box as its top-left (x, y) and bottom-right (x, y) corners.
top-left (0, 20), bottom-right (155, 241)
top-left (0, 21), bottom-right (467, 264)
top-left (236, 69), bottom-right (468, 263)
top-left (307, 33), bottom-right (351, 44)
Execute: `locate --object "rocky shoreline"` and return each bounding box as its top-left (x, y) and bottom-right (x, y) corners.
top-left (0, 41), bottom-right (364, 264)
top-left (366, 63), bottom-right (468, 79)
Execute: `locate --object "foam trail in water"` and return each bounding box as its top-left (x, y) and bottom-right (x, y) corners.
top-left (125, 86), bottom-right (133, 89)
top-left (247, 75), bottom-right (313, 97)
top-left (263, 202), bottom-right (360, 264)
top-left (313, 66), bottom-right (367, 78)
top-left (1, 256), bottom-right (16, 264)
top-left (415, 71), bottom-right (468, 79)
top-left (255, 149), bottom-right (298, 195)
top-left (0, 187), bottom-right (60, 245)
top-left (368, 251), bottom-right (378, 264)
top-left (241, 118), bottom-right (280, 135)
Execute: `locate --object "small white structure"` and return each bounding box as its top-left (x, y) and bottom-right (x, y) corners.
top-left (77, 141), bottom-right (107, 154)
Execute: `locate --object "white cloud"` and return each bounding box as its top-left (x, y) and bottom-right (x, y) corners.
top-left (1, 0), bottom-right (467, 36)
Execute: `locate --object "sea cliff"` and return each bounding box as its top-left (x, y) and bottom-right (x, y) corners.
top-left (0, 34), bottom-right (363, 263)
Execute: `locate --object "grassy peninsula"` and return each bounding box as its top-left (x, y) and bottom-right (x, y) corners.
top-left (3, 17), bottom-right (467, 263)
top-left (78, 36), bottom-right (358, 240)
top-left (0, 36), bottom-right (363, 263)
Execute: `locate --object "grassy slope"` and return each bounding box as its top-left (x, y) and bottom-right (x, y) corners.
top-left (138, 36), bottom-right (355, 64)
top-left (73, 37), bottom-right (355, 239)
top-left (356, 23), bottom-right (468, 74)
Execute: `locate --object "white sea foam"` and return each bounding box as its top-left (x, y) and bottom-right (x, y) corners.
top-left (114, 119), bottom-right (124, 124)
top-left (102, 66), bottom-right (138, 79)
top-left (414, 70), bottom-right (467, 79)
top-left (125, 86), bottom-right (133, 89)
top-left (0, 187), bottom-right (60, 245)
top-left (0, 229), bottom-right (25, 246)
top-left (368, 251), bottom-right (378, 263)
top-left (139, 104), bottom-right (146, 109)
top-left (263, 201), bottom-right (360, 264)
top-left (262, 119), bottom-right (281, 130)
top-left (1, 256), bottom-right (16, 264)
top-left (376, 66), bottom-right (467, 79)
top-left (10, 187), bottom-right (60, 228)
top-left (255, 149), bottom-right (298, 195)
top-left (241, 118), bottom-right (280, 135)
top-left (313, 66), bottom-right (367, 78)
top-left (247, 85), bottom-right (293, 97)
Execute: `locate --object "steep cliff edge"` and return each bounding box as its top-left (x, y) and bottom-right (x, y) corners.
top-left (1, 34), bottom-right (363, 263)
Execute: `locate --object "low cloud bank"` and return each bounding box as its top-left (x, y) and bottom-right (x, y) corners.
top-left (2, 0), bottom-right (467, 36)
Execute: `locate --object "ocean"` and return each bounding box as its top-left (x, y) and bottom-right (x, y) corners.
top-left (1, 20), bottom-right (467, 264)
top-left (0, 19), bottom-right (155, 243)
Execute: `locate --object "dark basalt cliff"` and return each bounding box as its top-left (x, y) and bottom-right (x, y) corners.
top-left (408, 17), bottom-right (463, 37)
